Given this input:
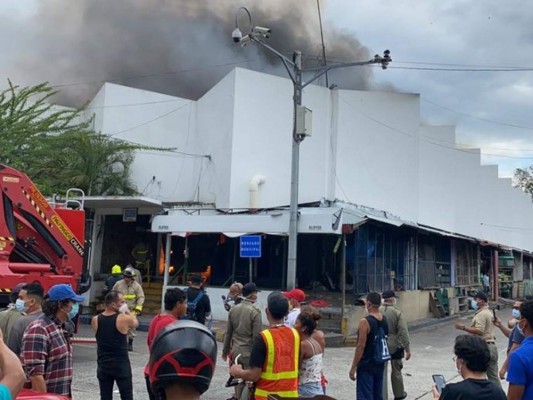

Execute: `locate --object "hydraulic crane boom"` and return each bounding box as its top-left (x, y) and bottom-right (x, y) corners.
top-left (0, 164), bottom-right (89, 299)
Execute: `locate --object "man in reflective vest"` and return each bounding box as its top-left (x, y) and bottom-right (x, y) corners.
top-left (230, 291), bottom-right (300, 400)
top-left (113, 269), bottom-right (145, 351)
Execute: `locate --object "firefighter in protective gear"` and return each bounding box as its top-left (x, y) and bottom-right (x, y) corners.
top-left (103, 265), bottom-right (123, 297)
top-left (113, 269), bottom-right (145, 351)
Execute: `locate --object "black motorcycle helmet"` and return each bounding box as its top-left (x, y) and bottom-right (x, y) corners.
top-left (149, 320), bottom-right (217, 397)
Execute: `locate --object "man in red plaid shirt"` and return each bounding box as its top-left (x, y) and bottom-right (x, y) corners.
top-left (21, 284), bottom-right (84, 398)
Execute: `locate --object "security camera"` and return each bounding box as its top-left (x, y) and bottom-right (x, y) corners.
top-left (253, 26), bottom-right (272, 39)
top-left (238, 35), bottom-right (251, 47)
top-left (232, 27), bottom-right (242, 43)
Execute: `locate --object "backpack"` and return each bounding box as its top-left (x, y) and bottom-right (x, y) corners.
top-left (186, 289), bottom-right (205, 322)
top-left (372, 319), bottom-right (391, 364)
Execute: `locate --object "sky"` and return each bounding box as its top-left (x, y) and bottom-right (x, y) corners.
top-left (1, 1), bottom-right (532, 178)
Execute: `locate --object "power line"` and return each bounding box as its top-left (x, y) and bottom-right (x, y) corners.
top-left (422, 98), bottom-right (533, 131)
top-left (108, 101), bottom-right (192, 137)
top-left (312, 56), bottom-right (533, 71)
top-left (338, 94), bottom-right (533, 160)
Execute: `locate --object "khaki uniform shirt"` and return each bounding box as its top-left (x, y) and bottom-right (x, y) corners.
top-left (472, 306), bottom-right (495, 342)
top-left (113, 279), bottom-right (145, 311)
top-left (222, 300), bottom-right (262, 362)
top-left (0, 307), bottom-right (23, 344)
top-left (380, 304), bottom-right (411, 353)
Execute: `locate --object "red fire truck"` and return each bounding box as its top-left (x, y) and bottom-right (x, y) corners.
top-left (0, 164), bottom-right (90, 304)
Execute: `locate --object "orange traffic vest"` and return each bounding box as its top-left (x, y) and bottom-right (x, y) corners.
top-left (254, 326), bottom-right (300, 400)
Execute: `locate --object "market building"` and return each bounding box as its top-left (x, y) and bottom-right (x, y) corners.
top-left (79, 68), bottom-right (533, 328)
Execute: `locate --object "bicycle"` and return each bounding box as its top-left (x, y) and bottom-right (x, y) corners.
top-left (225, 354), bottom-right (255, 400)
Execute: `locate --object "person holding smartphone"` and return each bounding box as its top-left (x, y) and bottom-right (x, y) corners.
top-left (432, 335), bottom-right (505, 400)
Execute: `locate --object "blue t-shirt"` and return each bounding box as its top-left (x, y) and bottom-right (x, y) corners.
top-left (0, 384), bottom-right (11, 400)
top-left (507, 325), bottom-right (525, 352)
top-left (507, 336), bottom-right (533, 399)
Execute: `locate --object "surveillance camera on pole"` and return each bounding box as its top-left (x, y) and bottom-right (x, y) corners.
top-left (252, 26), bottom-right (272, 39)
top-left (232, 28), bottom-right (242, 43)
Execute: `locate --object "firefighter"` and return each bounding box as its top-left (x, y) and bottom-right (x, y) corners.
top-left (113, 269), bottom-right (145, 351)
top-left (103, 265), bottom-right (123, 296)
top-left (131, 241), bottom-right (151, 277)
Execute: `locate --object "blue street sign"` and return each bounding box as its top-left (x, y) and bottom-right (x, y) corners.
top-left (240, 235), bottom-right (262, 258)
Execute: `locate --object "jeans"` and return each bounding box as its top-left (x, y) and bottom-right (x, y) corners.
top-left (357, 365), bottom-right (385, 400)
top-left (97, 368), bottom-right (133, 400)
top-left (298, 382), bottom-right (323, 397)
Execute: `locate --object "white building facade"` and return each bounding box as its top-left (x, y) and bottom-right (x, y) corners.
top-left (81, 68), bottom-right (533, 321)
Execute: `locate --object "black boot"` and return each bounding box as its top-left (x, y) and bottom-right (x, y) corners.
top-left (128, 338), bottom-right (133, 352)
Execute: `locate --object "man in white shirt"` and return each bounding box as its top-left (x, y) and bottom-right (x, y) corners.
top-left (283, 288), bottom-right (306, 327)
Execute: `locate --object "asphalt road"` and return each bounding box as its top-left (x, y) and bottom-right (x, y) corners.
top-left (71, 313), bottom-right (511, 400)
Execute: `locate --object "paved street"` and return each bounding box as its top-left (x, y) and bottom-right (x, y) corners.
top-left (72, 312), bottom-right (510, 400)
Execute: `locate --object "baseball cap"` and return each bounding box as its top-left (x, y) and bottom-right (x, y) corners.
top-left (190, 274), bottom-right (203, 284)
top-left (12, 283), bottom-right (26, 293)
top-left (474, 291), bottom-right (488, 302)
top-left (382, 290), bottom-right (398, 300)
top-left (267, 292), bottom-right (289, 317)
top-left (283, 288), bottom-right (306, 303)
top-left (242, 283), bottom-right (259, 297)
top-left (48, 284), bottom-right (85, 302)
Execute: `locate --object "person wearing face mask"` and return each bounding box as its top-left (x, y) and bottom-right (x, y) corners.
top-left (0, 283), bottom-right (26, 344)
top-left (454, 291), bottom-right (500, 386)
top-left (7, 282), bottom-right (44, 356)
top-left (432, 335), bottom-right (506, 400)
top-left (507, 300), bottom-right (533, 400)
top-left (20, 283), bottom-right (84, 397)
top-left (493, 300), bottom-right (525, 379)
top-left (92, 290), bottom-right (139, 400)
top-left (380, 290), bottom-right (411, 400)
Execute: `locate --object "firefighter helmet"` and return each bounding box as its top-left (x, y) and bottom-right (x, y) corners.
top-left (111, 265), bottom-right (122, 274)
top-left (149, 320), bottom-right (217, 395)
top-left (123, 268), bottom-right (136, 278)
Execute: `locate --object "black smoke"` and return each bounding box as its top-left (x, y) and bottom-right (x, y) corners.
top-left (7, 0), bottom-right (374, 106)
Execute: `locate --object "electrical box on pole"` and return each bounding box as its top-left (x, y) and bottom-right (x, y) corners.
top-left (296, 106), bottom-right (312, 137)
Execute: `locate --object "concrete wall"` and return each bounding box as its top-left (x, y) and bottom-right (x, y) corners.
top-left (334, 90), bottom-right (420, 222)
top-left (86, 83), bottom-right (200, 202)
top-left (343, 290), bottom-right (434, 337)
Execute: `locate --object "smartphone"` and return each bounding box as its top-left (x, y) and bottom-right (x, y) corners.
top-left (492, 308), bottom-right (497, 321)
top-left (432, 374), bottom-right (446, 394)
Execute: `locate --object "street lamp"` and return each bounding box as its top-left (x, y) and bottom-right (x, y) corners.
top-left (233, 7), bottom-right (391, 290)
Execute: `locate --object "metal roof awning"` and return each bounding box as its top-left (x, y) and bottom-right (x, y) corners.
top-left (82, 196), bottom-right (164, 210)
top-left (416, 224), bottom-right (475, 241)
top-left (151, 207), bottom-right (365, 236)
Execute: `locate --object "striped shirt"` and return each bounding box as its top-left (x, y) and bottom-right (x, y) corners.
top-left (21, 315), bottom-right (72, 397)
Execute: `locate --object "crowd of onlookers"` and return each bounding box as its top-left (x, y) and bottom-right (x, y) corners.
top-left (2, 276), bottom-right (533, 400)
top-left (0, 282), bottom-right (85, 399)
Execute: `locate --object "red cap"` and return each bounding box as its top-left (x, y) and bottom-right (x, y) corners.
top-left (283, 288), bottom-right (306, 303)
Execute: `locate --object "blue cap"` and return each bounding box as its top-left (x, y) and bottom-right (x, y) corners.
top-left (48, 284), bottom-right (84, 302)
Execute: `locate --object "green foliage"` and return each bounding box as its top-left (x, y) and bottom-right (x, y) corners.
top-left (514, 167), bottom-right (533, 200)
top-left (0, 81), bottom-right (162, 196)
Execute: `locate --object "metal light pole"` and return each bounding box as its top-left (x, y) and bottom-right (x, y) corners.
top-left (233, 7), bottom-right (391, 289)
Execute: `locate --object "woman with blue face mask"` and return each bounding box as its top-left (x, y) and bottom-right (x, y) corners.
top-left (19, 284), bottom-right (84, 397)
top-left (493, 300), bottom-right (525, 380)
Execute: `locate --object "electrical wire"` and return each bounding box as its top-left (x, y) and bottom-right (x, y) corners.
top-left (337, 95), bottom-right (533, 160)
top-left (108, 101), bottom-right (192, 137)
top-left (422, 98), bottom-right (533, 131)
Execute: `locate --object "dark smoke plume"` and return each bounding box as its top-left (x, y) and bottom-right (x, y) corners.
top-left (6, 0), bottom-right (374, 107)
